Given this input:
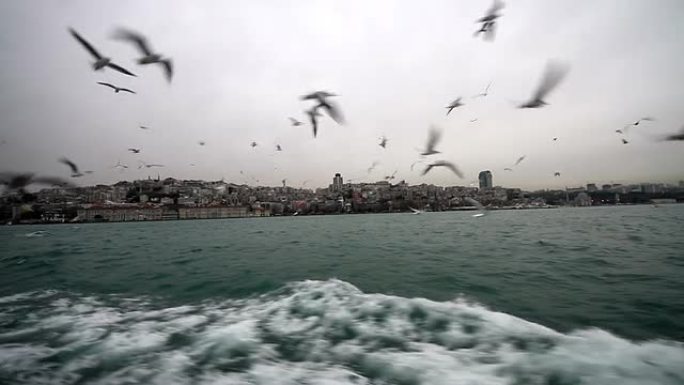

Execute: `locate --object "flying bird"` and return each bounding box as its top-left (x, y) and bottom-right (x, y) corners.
top-left (514, 155), bottom-right (526, 166)
top-left (615, 128), bottom-right (624, 134)
top-left (367, 161), bottom-right (380, 173)
top-left (301, 91), bottom-right (337, 102)
top-left (554, 172), bottom-right (561, 177)
top-left (113, 160), bottom-right (128, 170)
top-left (0, 173), bottom-right (73, 195)
top-left (474, 0), bottom-right (504, 41)
top-left (519, 61), bottom-right (569, 108)
top-left (138, 161), bottom-right (164, 169)
top-left (421, 160), bottom-right (464, 178)
top-left (113, 28), bottom-right (173, 82)
top-left (58, 157), bottom-right (91, 177)
top-left (384, 170), bottom-right (398, 181)
top-left (306, 107), bottom-right (323, 138)
top-left (276, 144), bottom-right (283, 151)
top-left (198, 141), bottom-right (206, 146)
top-left (622, 138), bottom-right (629, 144)
top-left (301, 91), bottom-right (344, 125)
top-left (445, 97), bottom-right (464, 115)
top-left (662, 126), bottom-right (684, 141)
top-left (128, 148), bottom-right (141, 154)
top-left (465, 197), bottom-right (486, 217)
top-left (504, 167), bottom-right (513, 171)
top-left (469, 119), bottom-right (479, 123)
top-left (97, 82), bottom-right (135, 94)
top-left (421, 126), bottom-right (443, 156)
top-left (553, 137), bottom-right (558, 141)
top-left (250, 141), bottom-right (258, 148)
top-left (408, 207), bottom-right (424, 215)
top-left (289, 117), bottom-right (303, 126)
top-left (631, 117), bottom-right (654, 126)
top-left (139, 125), bottom-right (150, 130)
top-left (69, 28), bottom-right (136, 76)
top-left (474, 82), bottom-right (492, 98)
top-left (379, 136), bottom-right (388, 148)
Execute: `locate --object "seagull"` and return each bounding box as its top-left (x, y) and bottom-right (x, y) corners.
top-left (465, 197), bottom-right (486, 217)
top-left (138, 161), bottom-right (164, 169)
top-left (504, 167), bottom-right (513, 171)
top-left (408, 207), bottom-right (424, 215)
top-left (276, 144), bottom-right (283, 151)
top-left (306, 107), bottom-right (323, 138)
top-left (384, 170), bottom-right (398, 181)
top-left (615, 128), bottom-right (624, 134)
top-left (128, 148), bottom-right (141, 154)
top-left (421, 160), bottom-right (464, 178)
top-left (474, 0), bottom-right (504, 41)
top-left (631, 117), bottom-right (654, 126)
top-left (514, 155), bottom-right (526, 166)
top-left (469, 118), bottom-right (479, 123)
top-left (198, 141), bottom-right (206, 146)
top-left (474, 82), bottom-right (492, 98)
top-left (139, 125), bottom-right (150, 130)
top-left (421, 126), bottom-right (442, 156)
top-left (445, 97), bottom-right (464, 115)
top-left (113, 160), bottom-right (129, 170)
top-left (379, 136), bottom-right (388, 148)
top-left (301, 91), bottom-right (344, 125)
top-left (622, 138), bottom-right (629, 144)
top-left (662, 126), bottom-right (684, 141)
top-left (301, 91), bottom-right (337, 102)
top-left (250, 141), bottom-right (258, 148)
top-left (554, 172), bottom-right (561, 177)
top-left (289, 117), bottom-right (304, 126)
top-left (113, 28), bottom-right (173, 82)
top-left (59, 157), bottom-right (92, 177)
top-left (69, 28), bottom-right (136, 76)
top-left (552, 137), bottom-right (558, 141)
top-left (97, 82), bottom-right (135, 94)
top-left (367, 161), bottom-right (380, 173)
top-left (410, 160), bottom-right (424, 171)
top-left (0, 173), bottom-right (73, 195)
top-left (519, 61), bottom-right (569, 108)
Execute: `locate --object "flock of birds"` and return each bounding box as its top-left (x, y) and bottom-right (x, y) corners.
top-left (2, 0), bottom-right (684, 201)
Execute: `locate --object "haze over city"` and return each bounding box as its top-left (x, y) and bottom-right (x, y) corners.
top-left (1, 0), bottom-right (683, 190)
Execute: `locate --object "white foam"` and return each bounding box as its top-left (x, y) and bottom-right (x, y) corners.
top-left (0, 279), bottom-right (682, 385)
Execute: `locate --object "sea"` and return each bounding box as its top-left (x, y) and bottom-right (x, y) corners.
top-left (1, 205), bottom-right (683, 385)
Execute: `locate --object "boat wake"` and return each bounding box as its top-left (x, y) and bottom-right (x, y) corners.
top-left (0, 279), bottom-right (682, 384)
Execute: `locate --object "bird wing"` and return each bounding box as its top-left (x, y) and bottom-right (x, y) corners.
top-left (514, 155), bottom-right (526, 166)
top-left (426, 126), bottom-right (442, 152)
top-left (504, 167), bottom-right (513, 171)
top-left (421, 164), bottom-right (435, 176)
top-left (310, 113), bottom-right (318, 137)
top-left (484, 82), bottom-right (492, 94)
top-left (465, 197), bottom-right (485, 211)
top-left (160, 60), bottom-right (173, 82)
top-left (440, 161), bottom-right (464, 178)
top-left (119, 88), bottom-right (136, 94)
top-left (289, 117), bottom-right (299, 125)
top-left (97, 82), bottom-right (117, 89)
top-left (69, 28), bottom-right (102, 59)
top-left (114, 28), bottom-right (153, 56)
top-left (485, 0), bottom-right (505, 17)
top-left (33, 176), bottom-right (73, 188)
top-left (106, 62), bottom-right (137, 76)
top-left (318, 100), bottom-right (345, 124)
top-left (409, 207), bottom-right (420, 213)
top-left (532, 61), bottom-right (569, 101)
top-left (59, 157), bottom-right (79, 174)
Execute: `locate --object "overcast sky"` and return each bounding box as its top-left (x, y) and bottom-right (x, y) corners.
top-left (1, 0), bottom-right (683, 190)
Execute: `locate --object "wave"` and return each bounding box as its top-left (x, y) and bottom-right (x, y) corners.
top-left (0, 279), bottom-right (682, 385)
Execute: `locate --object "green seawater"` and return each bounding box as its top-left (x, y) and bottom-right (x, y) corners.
top-left (1, 205), bottom-right (683, 385)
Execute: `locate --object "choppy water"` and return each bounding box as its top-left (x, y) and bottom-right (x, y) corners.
top-left (1, 205), bottom-right (684, 384)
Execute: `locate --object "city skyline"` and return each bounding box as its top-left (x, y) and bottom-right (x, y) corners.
top-left (1, 0), bottom-right (684, 191)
